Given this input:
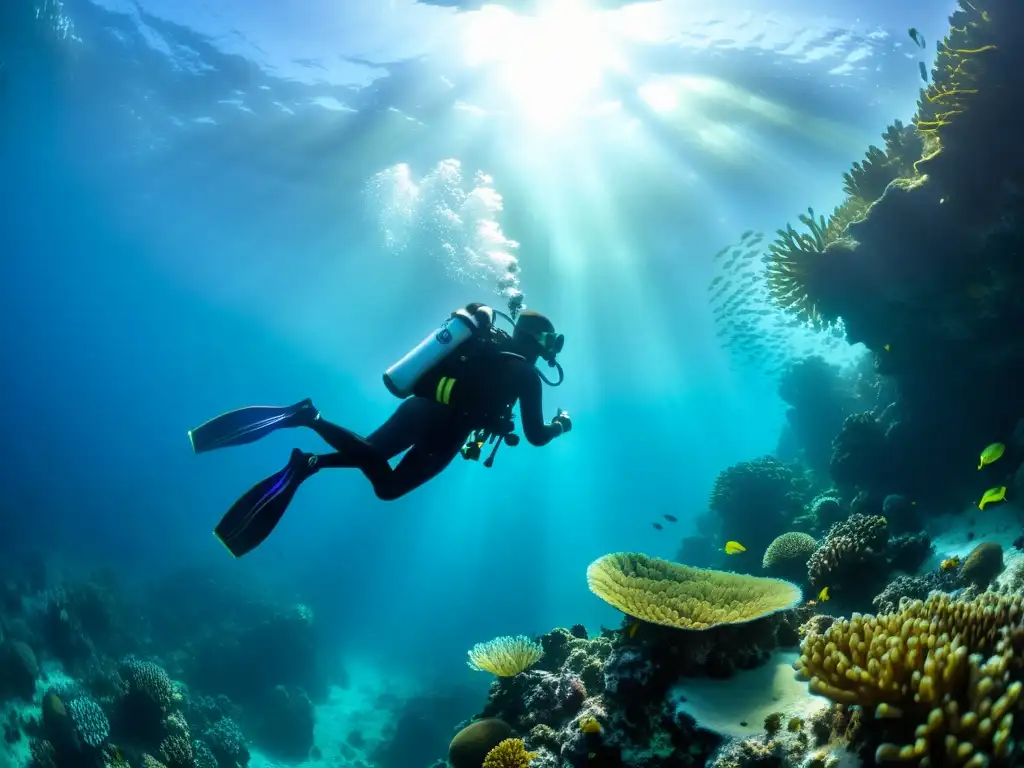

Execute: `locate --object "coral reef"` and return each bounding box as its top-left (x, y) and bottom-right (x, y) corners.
top-left (795, 493), bottom-right (847, 537)
top-left (806, 514), bottom-right (890, 604)
top-left (795, 591), bottom-right (1024, 766)
top-left (887, 531), bottom-right (933, 575)
top-left (708, 457), bottom-right (810, 572)
top-left (829, 412), bottom-right (891, 493)
top-left (871, 570), bottom-right (961, 614)
top-left (587, 553), bottom-right (803, 630)
top-left (753, 0), bottom-right (1024, 513)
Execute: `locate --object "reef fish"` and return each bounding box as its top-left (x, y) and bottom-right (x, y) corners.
top-left (978, 442), bottom-right (1005, 469)
top-left (908, 27), bottom-right (926, 48)
top-left (979, 486), bottom-right (1007, 511)
top-left (818, 587), bottom-right (830, 602)
top-left (663, 514), bottom-right (678, 523)
top-left (652, 522), bottom-right (663, 531)
top-left (941, 556), bottom-right (960, 572)
top-left (724, 540), bottom-right (746, 555)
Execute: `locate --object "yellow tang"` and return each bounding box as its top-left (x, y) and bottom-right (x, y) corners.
top-left (978, 442), bottom-right (1005, 470)
top-left (724, 540), bottom-right (746, 555)
top-left (978, 486), bottom-right (1007, 511)
top-left (818, 587), bottom-right (830, 602)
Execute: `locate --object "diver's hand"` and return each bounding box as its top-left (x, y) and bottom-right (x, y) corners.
top-left (552, 409), bottom-right (572, 435)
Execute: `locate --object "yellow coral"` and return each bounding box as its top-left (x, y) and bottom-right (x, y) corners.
top-left (914, 1), bottom-right (996, 144)
top-left (795, 592), bottom-right (1024, 766)
top-left (483, 738), bottom-right (536, 768)
top-left (586, 553), bottom-right (802, 631)
top-left (467, 636), bottom-right (543, 677)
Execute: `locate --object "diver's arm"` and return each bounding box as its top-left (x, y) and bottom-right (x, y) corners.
top-left (517, 364), bottom-right (563, 446)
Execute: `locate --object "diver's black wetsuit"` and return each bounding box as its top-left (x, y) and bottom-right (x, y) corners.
top-left (309, 355), bottom-right (561, 500)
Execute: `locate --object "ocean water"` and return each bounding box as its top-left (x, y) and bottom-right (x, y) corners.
top-left (0, 0), bottom-right (966, 766)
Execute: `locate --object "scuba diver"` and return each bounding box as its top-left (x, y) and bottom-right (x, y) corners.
top-left (188, 303), bottom-right (572, 558)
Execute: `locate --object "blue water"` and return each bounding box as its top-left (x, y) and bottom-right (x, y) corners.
top-left (1, 0), bottom-right (956, 698)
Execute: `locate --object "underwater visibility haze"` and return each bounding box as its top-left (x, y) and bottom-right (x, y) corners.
top-left (6, 0), bottom-right (1024, 767)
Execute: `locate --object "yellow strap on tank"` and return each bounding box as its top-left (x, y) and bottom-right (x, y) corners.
top-left (435, 376), bottom-right (456, 405)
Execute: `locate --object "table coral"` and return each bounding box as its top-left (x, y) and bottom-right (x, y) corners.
top-left (587, 553), bottom-right (802, 631)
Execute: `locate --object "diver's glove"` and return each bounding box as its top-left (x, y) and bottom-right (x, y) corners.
top-left (552, 408), bottom-right (572, 435)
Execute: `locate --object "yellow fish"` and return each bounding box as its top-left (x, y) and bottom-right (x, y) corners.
top-left (978, 442), bottom-right (1005, 470)
top-left (941, 556), bottom-right (961, 572)
top-left (883, 344), bottom-right (891, 352)
top-left (724, 541), bottom-right (746, 555)
top-left (818, 587), bottom-right (830, 602)
top-left (979, 486), bottom-right (1007, 511)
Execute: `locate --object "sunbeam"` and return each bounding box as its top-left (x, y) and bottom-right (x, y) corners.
top-left (460, 2), bottom-right (626, 129)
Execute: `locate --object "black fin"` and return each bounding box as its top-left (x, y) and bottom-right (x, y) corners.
top-left (188, 399), bottom-right (315, 454)
top-left (214, 449), bottom-right (316, 558)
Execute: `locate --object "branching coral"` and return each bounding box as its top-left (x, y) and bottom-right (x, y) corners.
top-left (468, 636), bottom-right (545, 677)
top-left (586, 553), bottom-right (802, 630)
top-left (483, 738), bottom-right (536, 768)
top-left (795, 592), bottom-right (1024, 766)
top-left (806, 514), bottom-right (889, 594)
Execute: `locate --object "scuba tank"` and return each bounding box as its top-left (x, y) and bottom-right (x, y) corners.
top-left (383, 305), bottom-right (495, 399)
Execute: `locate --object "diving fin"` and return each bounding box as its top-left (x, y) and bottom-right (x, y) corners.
top-left (214, 448), bottom-right (318, 558)
top-left (188, 399), bottom-right (317, 454)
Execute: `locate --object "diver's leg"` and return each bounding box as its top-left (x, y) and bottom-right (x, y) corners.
top-left (369, 433), bottom-right (467, 501)
top-left (312, 400), bottom-right (459, 497)
top-left (188, 399), bottom-right (318, 454)
top-left (307, 398), bottom-right (429, 486)
top-left (309, 397), bottom-right (441, 460)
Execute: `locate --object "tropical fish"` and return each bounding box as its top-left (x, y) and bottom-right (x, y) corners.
top-left (663, 514), bottom-right (678, 523)
top-left (883, 344), bottom-right (891, 352)
top-left (978, 442), bottom-right (1005, 469)
top-left (908, 27), bottom-right (926, 48)
top-left (652, 522), bottom-right (663, 531)
top-left (979, 486), bottom-right (1008, 511)
top-left (817, 587), bottom-right (830, 602)
top-left (941, 556), bottom-right (961, 572)
top-left (724, 541), bottom-right (746, 555)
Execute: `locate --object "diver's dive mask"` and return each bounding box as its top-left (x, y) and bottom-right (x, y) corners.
top-left (536, 330), bottom-right (564, 361)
